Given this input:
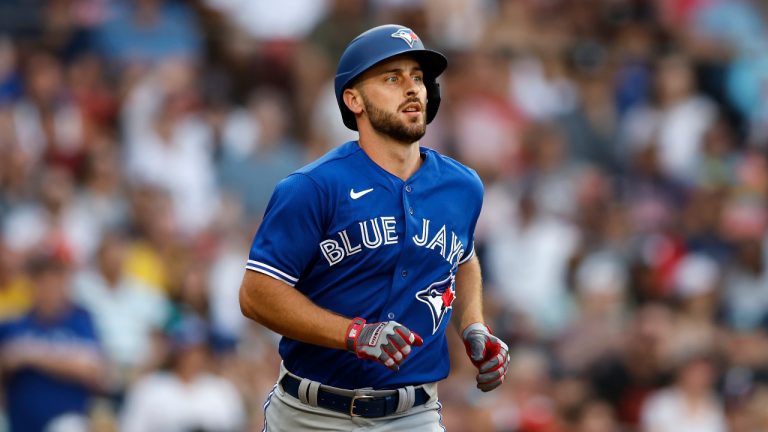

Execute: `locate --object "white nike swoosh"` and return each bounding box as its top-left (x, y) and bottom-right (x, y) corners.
top-left (350, 188), bottom-right (374, 199)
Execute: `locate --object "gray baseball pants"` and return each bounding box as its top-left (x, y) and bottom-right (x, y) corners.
top-left (262, 363), bottom-right (445, 431)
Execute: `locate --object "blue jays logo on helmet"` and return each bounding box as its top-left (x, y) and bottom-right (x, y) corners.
top-left (416, 272), bottom-right (457, 334)
top-left (391, 28), bottom-right (419, 48)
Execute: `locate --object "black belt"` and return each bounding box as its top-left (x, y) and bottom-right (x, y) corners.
top-left (279, 374), bottom-right (430, 418)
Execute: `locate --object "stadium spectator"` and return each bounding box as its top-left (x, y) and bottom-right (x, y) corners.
top-left (0, 253), bottom-right (106, 432)
top-left (73, 232), bottom-right (169, 389)
top-left (640, 351), bottom-right (727, 432)
top-left (95, 0), bottom-right (202, 66)
top-left (120, 313), bottom-right (245, 432)
top-left (216, 87), bottom-right (306, 221)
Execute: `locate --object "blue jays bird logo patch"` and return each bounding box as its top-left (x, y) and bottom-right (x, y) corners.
top-left (391, 28), bottom-right (419, 47)
top-left (416, 272), bottom-right (456, 334)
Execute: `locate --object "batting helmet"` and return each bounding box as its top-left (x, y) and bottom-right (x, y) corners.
top-left (335, 24), bottom-right (448, 131)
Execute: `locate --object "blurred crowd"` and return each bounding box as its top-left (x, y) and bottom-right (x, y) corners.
top-left (0, 0), bottom-right (767, 431)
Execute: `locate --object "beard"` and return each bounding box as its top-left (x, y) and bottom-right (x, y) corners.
top-left (360, 92), bottom-right (426, 144)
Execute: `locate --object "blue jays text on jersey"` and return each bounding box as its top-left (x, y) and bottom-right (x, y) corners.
top-left (318, 217), bottom-right (467, 268)
top-left (247, 141), bottom-right (484, 390)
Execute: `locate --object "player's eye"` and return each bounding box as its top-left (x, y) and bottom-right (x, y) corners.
top-left (386, 76), bottom-right (399, 83)
top-left (412, 75), bottom-right (423, 83)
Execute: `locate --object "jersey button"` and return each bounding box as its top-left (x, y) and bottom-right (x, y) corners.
top-left (401, 270), bottom-right (408, 278)
top-left (388, 312), bottom-right (395, 319)
top-left (408, 207), bottom-right (414, 215)
top-left (405, 185), bottom-right (412, 193)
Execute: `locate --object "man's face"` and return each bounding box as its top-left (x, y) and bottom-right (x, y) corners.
top-left (32, 267), bottom-right (71, 319)
top-left (355, 55), bottom-right (427, 144)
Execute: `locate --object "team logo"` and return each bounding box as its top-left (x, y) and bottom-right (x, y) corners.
top-left (391, 28), bottom-right (419, 48)
top-left (416, 272), bottom-right (456, 334)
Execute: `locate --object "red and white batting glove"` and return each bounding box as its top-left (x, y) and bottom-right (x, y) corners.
top-left (462, 323), bottom-right (510, 392)
top-left (346, 317), bottom-right (423, 372)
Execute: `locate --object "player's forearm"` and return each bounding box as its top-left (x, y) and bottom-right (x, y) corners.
top-left (451, 256), bottom-right (485, 332)
top-left (239, 270), bottom-right (349, 350)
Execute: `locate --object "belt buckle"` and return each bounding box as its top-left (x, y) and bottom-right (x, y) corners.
top-left (349, 394), bottom-right (375, 417)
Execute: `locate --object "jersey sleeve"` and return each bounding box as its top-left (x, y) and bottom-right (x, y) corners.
top-left (246, 174), bottom-right (326, 287)
top-left (459, 238), bottom-right (476, 264)
top-left (459, 168), bottom-right (484, 266)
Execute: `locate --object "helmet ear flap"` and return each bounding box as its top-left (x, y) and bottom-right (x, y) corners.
top-left (426, 80), bottom-right (441, 124)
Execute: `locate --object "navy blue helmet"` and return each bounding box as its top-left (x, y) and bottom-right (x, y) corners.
top-left (334, 24), bottom-right (448, 131)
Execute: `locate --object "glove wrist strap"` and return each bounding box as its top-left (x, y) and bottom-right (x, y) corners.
top-left (461, 322), bottom-right (490, 339)
top-left (346, 317), bottom-right (366, 353)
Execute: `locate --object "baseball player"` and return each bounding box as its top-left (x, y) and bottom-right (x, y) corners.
top-left (239, 24), bottom-right (510, 431)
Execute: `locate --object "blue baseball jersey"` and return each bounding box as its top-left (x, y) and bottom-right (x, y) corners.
top-left (247, 141), bottom-right (483, 389)
top-left (1, 306), bottom-right (101, 432)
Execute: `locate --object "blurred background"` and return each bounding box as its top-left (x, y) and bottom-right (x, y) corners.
top-left (0, 0), bottom-right (767, 431)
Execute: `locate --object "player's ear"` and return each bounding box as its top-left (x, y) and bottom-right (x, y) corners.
top-left (343, 88), bottom-right (364, 115)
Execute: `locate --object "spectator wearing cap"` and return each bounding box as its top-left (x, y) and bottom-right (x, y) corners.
top-left (0, 254), bottom-right (106, 432)
top-left (120, 313), bottom-right (245, 432)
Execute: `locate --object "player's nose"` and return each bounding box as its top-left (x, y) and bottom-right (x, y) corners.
top-left (403, 76), bottom-right (421, 96)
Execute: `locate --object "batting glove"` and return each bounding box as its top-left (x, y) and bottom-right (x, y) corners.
top-left (346, 317), bottom-right (423, 372)
top-left (462, 323), bottom-right (510, 392)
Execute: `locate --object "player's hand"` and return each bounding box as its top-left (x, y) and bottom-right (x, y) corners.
top-left (462, 323), bottom-right (510, 392)
top-left (346, 318), bottom-right (423, 372)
